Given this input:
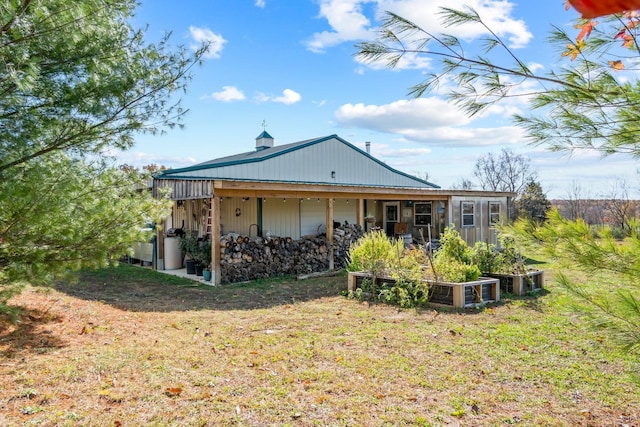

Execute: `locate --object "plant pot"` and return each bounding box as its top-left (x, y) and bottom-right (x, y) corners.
top-left (203, 269), bottom-right (212, 281)
top-left (195, 263), bottom-right (204, 276)
top-left (185, 259), bottom-right (197, 274)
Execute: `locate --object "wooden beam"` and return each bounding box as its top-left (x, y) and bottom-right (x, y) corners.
top-left (212, 196), bottom-right (221, 285)
top-left (326, 198), bottom-right (334, 271)
top-left (161, 179), bottom-right (515, 201)
top-left (356, 198), bottom-right (364, 227)
top-left (212, 180), bottom-right (453, 200)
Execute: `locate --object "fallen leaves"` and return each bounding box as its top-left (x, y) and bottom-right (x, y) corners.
top-left (164, 387), bottom-right (183, 397)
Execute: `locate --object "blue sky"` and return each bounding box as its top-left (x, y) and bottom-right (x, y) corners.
top-left (121, 0), bottom-right (640, 199)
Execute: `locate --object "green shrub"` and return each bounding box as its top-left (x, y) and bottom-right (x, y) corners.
top-left (379, 276), bottom-right (430, 308)
top-left (346, 230), bottom-right (403, 275)
top-left (472, 241), bottom-right (503, 274)
top-left (436, 226), bottom-right (474, 265)
top-left (432, 226), bottom-right (480, 282)
top-left (347, 232), bottom-right (429, 308)
top-left (432, 257), bottom-right (480, 282)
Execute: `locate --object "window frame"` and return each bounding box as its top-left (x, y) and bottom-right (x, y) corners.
top-left (413, 202), bottom-right (432, 227)
top-left (488, 201), bottom-right (501, 226)
top-left (461, 201), bottom-right (475, 227)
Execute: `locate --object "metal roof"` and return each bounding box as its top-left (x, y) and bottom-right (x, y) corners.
top-left (157, 134), bottom-right (440, 189)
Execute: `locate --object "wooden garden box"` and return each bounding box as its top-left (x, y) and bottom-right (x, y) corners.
top-left (347, 272), bottom-right (500, 308)
top-left (484, 270), bottom-right (544, 296)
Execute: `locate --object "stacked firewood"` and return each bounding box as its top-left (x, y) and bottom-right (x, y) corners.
top-left (220, 223), bottom-right (364, 283)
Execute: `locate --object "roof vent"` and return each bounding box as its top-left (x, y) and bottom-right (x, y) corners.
top-left (255, 130), bottom-right (274, 151)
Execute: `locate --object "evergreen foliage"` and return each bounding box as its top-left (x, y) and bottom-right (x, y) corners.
top-left (0, 0), bottom-right (204, 314)
top-left (515, 180), bottom-right (552, 222)
top-left (356, 5), bottom-right (640, 352)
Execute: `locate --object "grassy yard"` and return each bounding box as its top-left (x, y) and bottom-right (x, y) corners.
top-left (1, 263), bottom-right (639, 426)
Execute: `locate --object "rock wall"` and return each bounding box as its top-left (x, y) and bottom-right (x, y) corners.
top-left (220, 223), bottom-right (364, 283)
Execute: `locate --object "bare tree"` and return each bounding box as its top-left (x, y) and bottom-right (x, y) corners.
top-left (600, 179), bottom-right (636, 234)
top-left (451, 177), bottom-right (474, 190)
top-left (411, 171), bottom-right (430, 182)
top-left (473, 149), bottom-right (536, 196)
top-left (564, 180), bottom-right (590, 221)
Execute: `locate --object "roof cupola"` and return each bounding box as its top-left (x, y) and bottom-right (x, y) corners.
top-left (255, 130), bottom-right (274, 151)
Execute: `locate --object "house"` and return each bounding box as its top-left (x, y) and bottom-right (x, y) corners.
top-left (153, 132), bottom-right (514, 284)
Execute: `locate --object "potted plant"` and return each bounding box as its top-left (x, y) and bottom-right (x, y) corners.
top-left (197, 239), bottom-right (213, 281)
top-left (179, 230), bottom-right (199, 274)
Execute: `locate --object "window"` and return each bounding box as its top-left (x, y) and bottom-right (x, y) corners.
top-left (414, 202), bottom-right (432, 226)
top-left (489, 202), bottom-right (501, 226)
top-left (461, 202), bottom-right (475, 227)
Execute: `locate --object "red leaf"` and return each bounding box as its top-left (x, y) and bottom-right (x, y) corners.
top-left (576, 21), bottom-right (597, 40)
top-left (568, 0), bottom-right (640, 18)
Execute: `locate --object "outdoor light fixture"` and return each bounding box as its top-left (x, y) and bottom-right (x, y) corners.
top-left (331, 171), bottom-right (335, 178)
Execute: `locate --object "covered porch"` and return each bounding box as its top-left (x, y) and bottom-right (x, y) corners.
top-left (153, 178), bottom-right (467, 285)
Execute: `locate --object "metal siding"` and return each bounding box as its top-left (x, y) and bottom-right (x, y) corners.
top-left (262, 198), bottom-right (300, 239)
top-left (300, 199), bottom-right (326, 236)
top-left (451, 195), bottom-right (509, 246)
top-left (333, 199), bottom-right (357, 226)
top-left (168, 137), bottom-right (433, 187)
top-left (219, 198), bottom-right (257, 236)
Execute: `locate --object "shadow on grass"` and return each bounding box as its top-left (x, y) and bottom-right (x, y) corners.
top-left (493, 288), bottom-right (551, 313)
top-left (52, 264), bottom-right (347, 313)
top-left (0, 307), bottom-right (66, 359)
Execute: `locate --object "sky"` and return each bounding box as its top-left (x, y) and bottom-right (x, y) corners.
top-left (121, 0), bottom-right (640, 199)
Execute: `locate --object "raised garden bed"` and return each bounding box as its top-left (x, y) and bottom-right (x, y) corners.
top-left (347, 272), bottom-right (500, 308)
top-left (484, 270), bottom-right (544, 296)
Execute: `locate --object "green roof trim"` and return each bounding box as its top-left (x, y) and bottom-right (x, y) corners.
top-left (157, 134), bottom-right (440, 189)
top-left (256, 130), bottom-right (273, 139)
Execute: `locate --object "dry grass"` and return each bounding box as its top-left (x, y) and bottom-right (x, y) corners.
top-left (0, 264), bottom-right (638, 426)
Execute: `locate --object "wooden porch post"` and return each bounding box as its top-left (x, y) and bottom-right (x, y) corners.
top-left (156, 225), bottom-right (164, 270)
top-left (326, 198), bottom-right (334, 271)
top-left (356, 198), bottom-right (364, 227)
top-left (212, 196), bottom-right (221, 285)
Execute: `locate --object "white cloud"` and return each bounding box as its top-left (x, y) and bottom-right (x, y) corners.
top-left (256, 89), bottom-right (302, 104)
top-left (307, 0), bottom-right (532, 65)
top-left (255, 0), bottom-right (266, 8)
top-left (378, 0), bottom-right (532, 48)
top-left (274, 89), bottom-right (302, 104)
top-left (336, 98), bottom-right (472, 131)
top-left (189, 26), bottom-right (227, 59)
top-left (335, 97), bottom-right (527, 147)
top-left (528, 62), bottom-right (544, 73)
top-left (116, 151), bottom-right (199, 169)
top-left (304, 0), bottom-right (376, 53)
top-left (203, 86), bottom-right (246, 102)
top-left (371, 144), bottom-right (432, 158)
